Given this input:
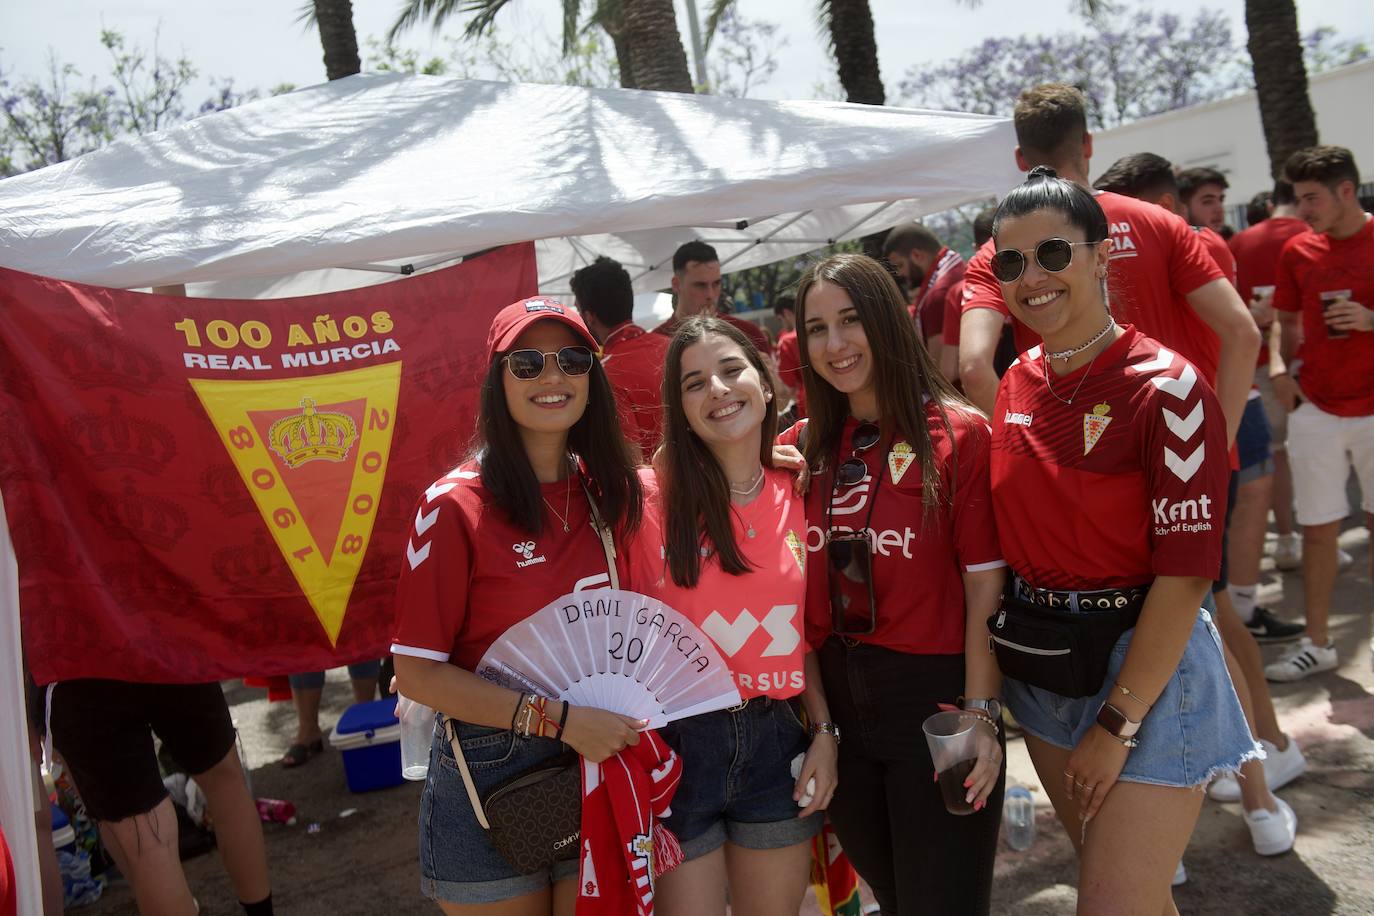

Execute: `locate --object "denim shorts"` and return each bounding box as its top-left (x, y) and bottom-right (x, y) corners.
top-left (1236, 395), bottom-right (1275, 483)
top-left (659, 698), bottom-right (823, 859)
top-left (287, 661), bottom-right (381, 690)
top-left (1002, 609), bottom-right (1261, 788)
top-left (418, 717), bottom-right (578, 904)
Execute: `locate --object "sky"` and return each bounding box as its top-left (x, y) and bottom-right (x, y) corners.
top-left (2, 0), bottom-right (1369, 107)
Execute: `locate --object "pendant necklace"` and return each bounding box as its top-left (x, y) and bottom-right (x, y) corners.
top-left (542, 475), bottom-right (573, 533)
top-left (729, 466), bottom-right (764, 538)
top-left (1043, 343), bottom-right (1105, 406)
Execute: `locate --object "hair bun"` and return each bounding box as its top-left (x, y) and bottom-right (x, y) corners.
top-left (1027, 165), bottom-right (1059, 181)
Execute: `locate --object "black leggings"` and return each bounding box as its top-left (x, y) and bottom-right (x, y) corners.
top-left (819, 638), bottom-right (1004, 916)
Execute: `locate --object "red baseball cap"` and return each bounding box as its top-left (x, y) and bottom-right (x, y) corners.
top-left (486, 296), bottom-right (599, 357)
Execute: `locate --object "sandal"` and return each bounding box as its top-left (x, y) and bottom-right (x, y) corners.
top-left (279, 738), bottom-right (324, 768)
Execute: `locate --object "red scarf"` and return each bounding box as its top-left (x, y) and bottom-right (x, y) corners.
top-left (576, 730), bottom-right (683, 916)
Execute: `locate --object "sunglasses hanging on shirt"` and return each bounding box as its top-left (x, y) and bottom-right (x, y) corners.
top-left (825, 424), bottom-right (886, 636)
top-left (990, 238), bottom-right (1099, 283)
top-left (502, 346), bottom-right (595, 380)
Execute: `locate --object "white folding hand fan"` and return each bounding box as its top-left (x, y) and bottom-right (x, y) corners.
top-left (476, 588), bottom-right (742, 728)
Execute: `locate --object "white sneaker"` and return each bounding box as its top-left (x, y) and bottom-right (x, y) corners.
top-left (1172, 861), bottom-right (1187, 886)
top-left (1273, 533), bottom-right (1302, 571)
top-left (1244, 797), bottom-right (1297, 855)
top-left (1207, 738), bottom-right (1307, 801)
top-left (1265, 637), bottom-right (1337, 682)
top-left (1338, 548), bottom-right (1353, 570)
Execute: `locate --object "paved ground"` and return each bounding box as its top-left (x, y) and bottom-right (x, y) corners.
top-left (86, 514), bottom-right (1373, 915)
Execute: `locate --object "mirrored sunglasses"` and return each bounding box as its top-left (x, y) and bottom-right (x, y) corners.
top-left (990, 238), bottom-right (1099, 283)
top-left (503, 346), bottom-right (595, 380)
top-left (835, 422), bottom-right (881, 488)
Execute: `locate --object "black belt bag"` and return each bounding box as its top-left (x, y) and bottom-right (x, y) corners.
top-left (987, 585), bottom-right (1147, 699)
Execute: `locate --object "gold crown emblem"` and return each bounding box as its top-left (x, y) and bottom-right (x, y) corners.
top-left (267, 398), bottom-right (358, 468)
top-left (1092, 402), bottom-right (1111, 416)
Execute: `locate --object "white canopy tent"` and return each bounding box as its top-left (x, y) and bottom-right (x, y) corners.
top-left (0, 73), bottom-right (1019, 299)
top-left (0, 77), bottom-right (1019, 903)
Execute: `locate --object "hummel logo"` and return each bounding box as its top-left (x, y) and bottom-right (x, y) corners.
top-left (513, 540), bottom-right (546, 568)
top-left (1004, 410), bottom-right (1034, 427)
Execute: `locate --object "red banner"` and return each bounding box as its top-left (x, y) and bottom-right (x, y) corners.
top-left (1, 244), bottom-right (537, 684)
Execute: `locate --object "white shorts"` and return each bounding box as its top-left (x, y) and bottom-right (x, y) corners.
top-left (1285, 401), bottom-right (1374, 526)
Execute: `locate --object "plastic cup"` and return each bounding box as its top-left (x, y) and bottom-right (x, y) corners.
top-left (397, 695), bottom-right (435, 781)
top-left (922, 711), bottom-right (980, 816)
top-left (1321, 289), bottom-right (1352, 339)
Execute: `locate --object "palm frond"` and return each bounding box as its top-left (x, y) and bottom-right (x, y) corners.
top-left (294, 0), bottom-right (318, 29)
top-left (701, 0), bottom-right (736, 50)
top-left (388, 0), bottom-right (492, 44)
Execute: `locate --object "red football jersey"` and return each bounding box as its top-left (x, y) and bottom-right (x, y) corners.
top-left (775, 328), bottom-right (807, 418)
top-left (1230, 216), bottom-right (1309, 302)
top-left (1273, 215), bottom-right (1374, 417)
top-left (626, 468), bottom-right (808, 700)
top-left (990, 326), bottom-right (1228, 590)
top-left (391, 462), bottom-right (628, 670)
top-left (942, 279), bottom-right (966, 348)
top-left (779, 406), bottom-right (1005, 656)
top-left (1196, 226), bottom-right (1237, 287)
top-left (654, 312), bottom-right (773, 356)
top-left (918, 247), bottom-right (967, 342)
top-left (600, 321), bottom-right (670, 457)
top-left (963, 193), bottom-right (1226, 381)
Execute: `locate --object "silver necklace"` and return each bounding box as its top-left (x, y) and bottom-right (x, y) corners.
top-left (728, 466), bottom-right (765, 497)
top-left (1043, 345), bottom-right (1105, 406)
top-left (542, 476), bottom-right (572, 532)
top-left (1046, 315), bottom-right (1116, 362)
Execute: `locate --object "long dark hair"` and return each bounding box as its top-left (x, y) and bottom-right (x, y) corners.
top-left (660, 316), bottom-right (779, 588)
top-left (475, 346), bottom-right (642, 537)
top-left (794, 253), bottom-right (970, 512)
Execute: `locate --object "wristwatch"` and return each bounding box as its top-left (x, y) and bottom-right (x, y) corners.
top-left (809, 721), bottom-right (841, 745)
top-left (960, 697), bottom-right (1002, 722)
top-left (1095, 702), bottom-right (1142, 746)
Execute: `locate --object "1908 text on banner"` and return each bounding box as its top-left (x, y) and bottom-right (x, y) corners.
top-left (0, 243), bottom-right (537, 684)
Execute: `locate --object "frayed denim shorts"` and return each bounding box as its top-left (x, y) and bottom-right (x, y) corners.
top-left (659, 697), bottom-right (823, 860)
top-left (1002, 609), bottom-right (1261, 788)
top-left (418, 717), bottom-right (577, 904)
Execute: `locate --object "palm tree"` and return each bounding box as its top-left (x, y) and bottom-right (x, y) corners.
top-left (389, 0), bottom-right (693, 92)
top-left (821, 0), bottom-right (884, 105)
top-left (299, 0), bottom-right (361, 80)
top-left (1244, 0), bottom-right (1319, 178)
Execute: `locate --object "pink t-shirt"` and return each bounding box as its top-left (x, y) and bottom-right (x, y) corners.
top-left (627, 468), bottom-right (807, 700)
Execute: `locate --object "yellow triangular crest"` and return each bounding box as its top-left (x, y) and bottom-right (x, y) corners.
top-left (191, 362), bottom-right (401, 644)
top-left (785, 529), bottom-right (806, 573)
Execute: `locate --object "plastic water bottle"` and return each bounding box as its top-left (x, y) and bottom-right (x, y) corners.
top-left (1003, 785), bottom-right (1036, 851)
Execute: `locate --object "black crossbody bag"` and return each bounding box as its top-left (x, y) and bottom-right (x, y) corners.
top-left (446, 479), bottom-right (619, 875)
top-left (987, 583), bottom-right (1147, 699)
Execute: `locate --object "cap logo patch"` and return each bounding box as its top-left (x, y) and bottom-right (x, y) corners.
top-left (524, 299), bottom-right (565, 315)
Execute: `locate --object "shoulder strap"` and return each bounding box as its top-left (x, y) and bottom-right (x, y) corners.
top-left (579, 477), bottom-right (619, 589)
top-left (446, 716), bottom-right (491, 829)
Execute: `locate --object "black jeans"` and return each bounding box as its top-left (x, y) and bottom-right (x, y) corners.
top-left (819, 638), bottom-right (1004, 916)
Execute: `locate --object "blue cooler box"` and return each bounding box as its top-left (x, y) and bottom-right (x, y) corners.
top-left (331, 698), bottom-right (404, 792)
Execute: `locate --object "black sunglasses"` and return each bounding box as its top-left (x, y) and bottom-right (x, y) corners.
top-left (834, 423), bottom-right (881, 488)
top-left (502, 346), bottom-right (595, 380)
top-left (990, 238), bottom-right (1100, 283)
top-left (827, 529), bottom-right (877, 635)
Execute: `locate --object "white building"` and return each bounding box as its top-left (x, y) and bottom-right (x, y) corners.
top-left (1091, 57), bottom-right (1374, 215)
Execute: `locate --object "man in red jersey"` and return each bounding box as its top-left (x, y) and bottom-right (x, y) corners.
top-left (882, 224), bottom-right (967, 364)
top-left (1093, 152), bottom-right (1310, 808)
top-left (939, 208), bottom-right (998, 386)
top-left (957, 84), bottom-right (1259, 446)
top-left (773, 293), bottom-right (806, 421)
top-left (1177, 167), bottom-right (1230, 235)
top-left (653, 241), bottom-right (772, 356)
top-left (1230, 181), bottom-right (1310, 573)
top-left (571, 256), bottom-right (670, 457)
top-left (1265, 146), bottom-right (1374, 682)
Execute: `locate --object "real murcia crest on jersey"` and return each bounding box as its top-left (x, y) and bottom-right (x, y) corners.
top-left (1083, 402), bottom-right (1113, 455)
top-left (887, 440), bottom-right (915, 484)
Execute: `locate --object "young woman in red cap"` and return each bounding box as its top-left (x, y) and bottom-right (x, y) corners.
top-left (391, 297), bottom-right (648, 913)
top-left (628, 316), bottom-right (837, 916)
